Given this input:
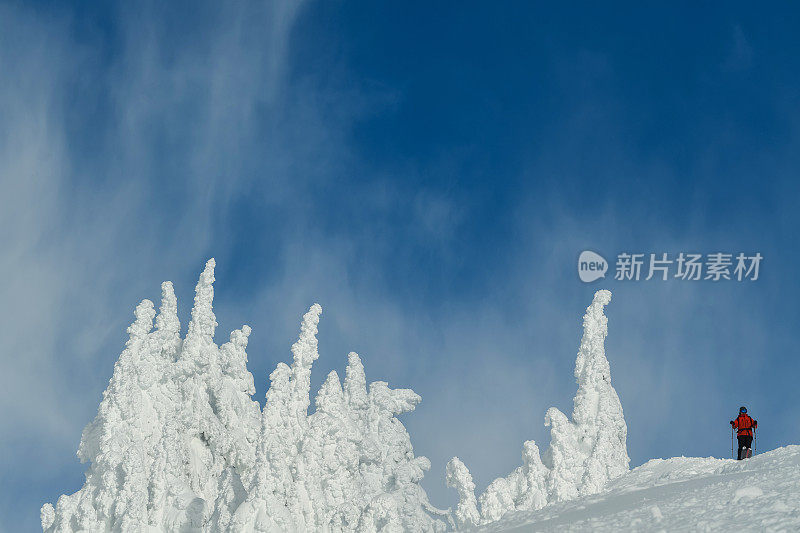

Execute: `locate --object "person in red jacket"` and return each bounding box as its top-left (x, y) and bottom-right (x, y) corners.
top-left (730, 406), bottom-right (757, 460)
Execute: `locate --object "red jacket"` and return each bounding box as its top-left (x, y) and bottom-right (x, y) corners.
top-left (732, 414), bottom-right (757, 437)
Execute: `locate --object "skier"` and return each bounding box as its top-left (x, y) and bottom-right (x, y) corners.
top-left (730, 406), bottom-right (757, 460)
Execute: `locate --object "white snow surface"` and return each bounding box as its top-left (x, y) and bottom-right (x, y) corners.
top-left (471, 445), bottom-right (800, 532)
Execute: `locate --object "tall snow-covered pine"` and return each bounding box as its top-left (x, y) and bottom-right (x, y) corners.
top-left (446, 289), bottom-right (628, 525)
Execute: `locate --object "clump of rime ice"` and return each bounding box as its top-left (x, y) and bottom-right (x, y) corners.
top-left (446, 289), bottom-right (629, 529)
top-left (43, 267), bottom-right (627, 532)
top-left (42, 260), bottom-right (447, 532)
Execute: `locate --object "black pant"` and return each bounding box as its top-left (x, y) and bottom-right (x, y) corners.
top-left (737, 435), bottom-right (753, 460)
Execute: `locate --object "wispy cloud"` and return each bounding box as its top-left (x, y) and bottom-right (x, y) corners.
top-left (0, 2), bottom-right (311, 528)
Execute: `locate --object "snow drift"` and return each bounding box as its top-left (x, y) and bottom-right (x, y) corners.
top-left (43, 262), bottom-right (629, 532)
top-left (475, 445), bottom-right (800, 532)
top-left (42, 260), bottom-right (448, 532)
top-left (446, 289), bottom-right (629, 529)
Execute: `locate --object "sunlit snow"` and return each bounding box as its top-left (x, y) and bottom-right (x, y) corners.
top-left (43, 261), bottom-right (797, 532)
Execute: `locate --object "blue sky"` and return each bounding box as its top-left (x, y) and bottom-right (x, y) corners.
top-left (2, 1), bottom-right (799, 530)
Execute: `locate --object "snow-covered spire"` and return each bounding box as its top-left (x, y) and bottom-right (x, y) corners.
top-left (219, 325), bottom-right (254, 393)
top-left (128, 299), bottom-right (156, 346)
top-left (546, 289), bottom-right (628, 499)
top-left (572, 289), bottom-right (629, 492)
top-left (573, 289), bottom-right (613, 426)
top-left (237, 307), bottom-right (323, 532)
top-left (446, 289), bottom-right (628, 525)
top-left (232, 324), bottom-right (251, 350)
top-left (76, 299), bottom-right (156, 468)
top-left (186, 258), bottom-right (217, 346)
top-left (264, 362), bottom-right (292, 407)
top-left (209, 323), bottom-right (260, 531)
top-left (155, 281), bottom-right (179, 334)
top-left (292, 303), bottom-right (322, 368)
top-left (155, 281), bottom-right (181, 359)
top-left (315, 370), bottom-right (345, 414)
top-left (344, 351), bottom-right (368, 409)
top-left (543, 407), bottom-right (580, 501)
top-left (517, 440), bottom-right (548, 511)
top-left (446, 457), bottom-right (480, 529)
top-left (288, 303), bottom-right (322, 424)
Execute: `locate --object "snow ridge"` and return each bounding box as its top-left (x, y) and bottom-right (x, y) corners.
top-left (476, 446), bottom-right (800, 532)
top-left (446, 289), bottom-right (628, 529)
top-left (42, 260), bottom-right (447, 532)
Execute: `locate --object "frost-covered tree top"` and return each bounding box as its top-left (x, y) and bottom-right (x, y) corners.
top-left (43, 266), bottom-right (627, 532)
top-left (43, 260), bottom-right (447, 532)
top-left (446, 289), bottom-right (628, 529)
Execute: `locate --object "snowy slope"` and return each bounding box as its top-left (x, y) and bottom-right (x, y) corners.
top-left (473, 445), bottom-right (800, 532)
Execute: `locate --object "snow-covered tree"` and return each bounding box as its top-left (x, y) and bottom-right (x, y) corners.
top-left (445, 457), bottom-right (480, 529)
top-left (350, 355), bottom-right (447, 532)
top-left (43, 264), bottom-right (627, 532)
top-left (235, 323), bottom-right (447, 532)
top-left (545, 289), bottom-right (629, 499)
top-left (447, 289), bottom-right (629, 526)
top-left (234, 303), bottom-right (323, 532)
top-left (44, 292), bottom-right (171, 531)
top-left (44, 260), bottom-right (445, 532)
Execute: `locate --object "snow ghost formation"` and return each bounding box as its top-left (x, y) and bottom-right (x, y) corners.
top-left (42, 262), bottom-right (627, 532)
top-left (446, 289), bottom-right (629, 529)
top-left (42, 260), bottom-right (449, 532)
